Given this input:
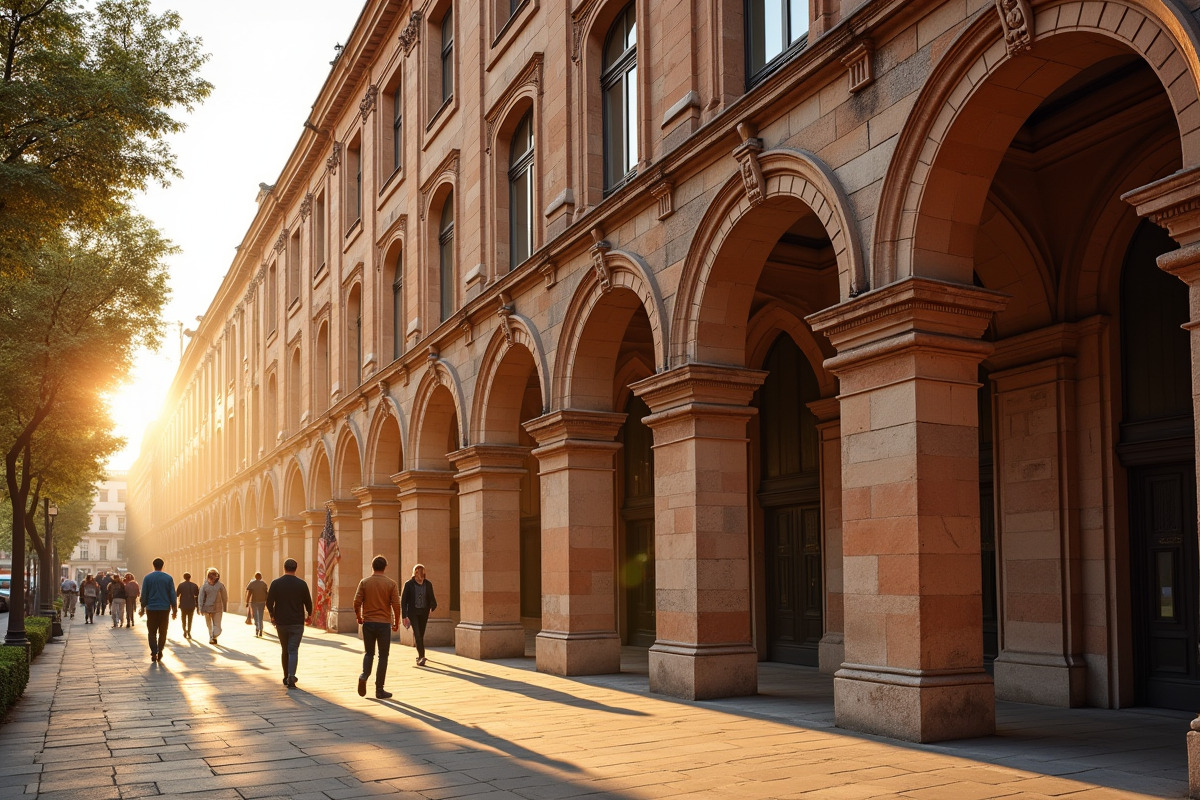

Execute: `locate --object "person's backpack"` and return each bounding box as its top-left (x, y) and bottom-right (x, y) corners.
top-left (82, 583), bottom-right (98, 599)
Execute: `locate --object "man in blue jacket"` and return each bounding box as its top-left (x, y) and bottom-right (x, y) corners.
top-left (139, 558), bottom-right (178, 663)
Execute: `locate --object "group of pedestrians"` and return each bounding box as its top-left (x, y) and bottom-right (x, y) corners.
top-left (61, 571), bottom-right (141, 626)
top-left (76, 555), bottom-right (435, 700)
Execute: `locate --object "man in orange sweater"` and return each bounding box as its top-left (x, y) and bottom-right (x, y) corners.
top-left (353, 555), bottom-right (402, 700)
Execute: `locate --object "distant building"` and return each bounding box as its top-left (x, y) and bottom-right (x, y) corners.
top-left (69, 471), bottom-right (128, 581)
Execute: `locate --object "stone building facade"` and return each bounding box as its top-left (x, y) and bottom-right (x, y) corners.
top-left (69, 472), bottom-right (129, 582)
top-left (128, 0), bottom-right (1200, 745)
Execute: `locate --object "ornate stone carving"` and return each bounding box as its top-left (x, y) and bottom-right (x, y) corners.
top-left (398, 11), bottom-right (422, 55)
top-left (733, 123), bottom-right (766, 207)
top-left (539, 260), bottom-right (557, 289)
top-left (590, 228), bottom-right (612, 293)
top-left (651, 174), bottom-right (674, 219)
top-left (842, 41), bottom-right (874, 93)
top-left (996, 0), bottom-right (1034, 55)
top-left (299, 192), bottom-right (312, 221)
top-left (327, 141), bottom-right (342, 174)
top-left (359, 84), bottom-right (378, 120)
top-left (497, 293), bottom-right (516, 345)
top-left (484, 54), bottom-right (545, 153)
top-left (273, 229), bottom-right (289, 254)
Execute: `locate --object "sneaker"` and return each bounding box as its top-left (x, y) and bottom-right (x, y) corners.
top-left (375, 689), bottom-right (393, 699)
top-left (357, 675), bottom-right (367, 697)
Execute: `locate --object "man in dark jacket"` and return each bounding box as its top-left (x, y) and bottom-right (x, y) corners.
top-left (176, 573), bottom-right (200, 639)
top-left (266, 558), bottom-right (312, 689)
top-left (400, 563), bottom-right (438, 667)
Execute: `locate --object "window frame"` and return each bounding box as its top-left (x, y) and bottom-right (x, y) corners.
top-left (601, 3), bottom-right (639, 194)
top-left (508, 111), bottom-right (535, 270)
top-left (440, 6), bottom-right (455, 107)
top-left (438, 194), bottom-right (456, 322)
top-left (745, 0), bottom-right (809, 86)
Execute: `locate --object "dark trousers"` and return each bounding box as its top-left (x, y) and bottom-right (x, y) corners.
top-left (180, 607), bottom-right (195, 636)
top-left (83, 598), bottom-right (96, 622)
top-left (277, 623), bottom-right (304, 679)
top-left (410, 610), bottom-right (429, 659)
top-left (146, 610), bottom-right (170, 655)
top-left (361, 622), bottom-right (392, 687)
top-left (125, 600), bottom-right (136, 626)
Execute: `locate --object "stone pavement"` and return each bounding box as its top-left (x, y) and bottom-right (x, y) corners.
top-left (0, 614), bottom-right (1190, 799)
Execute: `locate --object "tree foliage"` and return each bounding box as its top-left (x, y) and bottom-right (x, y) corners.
top-left (0, 0), bottom-right (211, 273)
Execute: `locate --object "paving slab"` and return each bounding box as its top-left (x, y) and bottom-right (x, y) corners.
top-left (0, 615), bottom-right (1189, 799)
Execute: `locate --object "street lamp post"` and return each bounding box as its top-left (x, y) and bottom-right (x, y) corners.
top-left (40, 500), bottom-right (60, 640)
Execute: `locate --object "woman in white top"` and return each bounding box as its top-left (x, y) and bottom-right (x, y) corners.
top-left (197, 568), bottom-right (229, 645)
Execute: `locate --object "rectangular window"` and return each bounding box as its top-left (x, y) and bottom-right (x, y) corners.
top-left (99, 544), bottom-right (107, 561)
top-left (392, 84), bottom-right (403, 173)
top-left (267, 262), bottom-right (278, 331)
top-left (346, 137), bottom-right (363, 227)
top-left (98, 516), bottom-right (108, 531)
top-left (288, 229), bottom-right (301, 302)
top-left (747, 0), bottom-right (809, 81)
top-left (441, 7), bottom-right (454, 105)
top-left (314, 192), bottom-right (327, 273)
top-left (79, 544), bottom-right (88, 560)
top-left (117, 489), bottom-right (126, 504)
top-left (117, 516), bottom-right (126, 532)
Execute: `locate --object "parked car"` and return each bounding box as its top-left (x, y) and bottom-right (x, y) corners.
top-left (0, 587), bottom-right (8, 613)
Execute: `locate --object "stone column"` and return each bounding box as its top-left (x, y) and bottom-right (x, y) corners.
top-left (629, 364), bottom-right (767, 700)
top-left (524, 410), bottom-right (625, 676)
top-left (301, 510), bottom-right (325, 594)
top-left (1125, 166), bottom-right (1200, 798)
top-left (449, 445), bottom-right (528, 659)
top-left (988, 327), bottom-right (1087, 707)
top-left (352, 486), bottom-right (401, 581)
top-left (808, 277), bottom-right (1007, 743)
top-left (252, 528), bottom-right (273, 579)
top-left (394, 469), bottom-right (455, 647)
top-left (327, 499), bottom-right (363, 633)
top-left (275, 517), bottom-right (304, 578)
top-left (811, 397), bottom-right (845, 675)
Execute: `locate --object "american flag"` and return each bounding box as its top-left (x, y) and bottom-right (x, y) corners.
top-left (313, 506), bottom-right (340, 629)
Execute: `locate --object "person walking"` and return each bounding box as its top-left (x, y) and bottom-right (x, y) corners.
top-left (400, 563), bottom-right (438, 667)
top-left (353, 555), bottom-right (402, 699)
top-left (266, 558), bottom-right (312, 689)
top-left (97, 571), bottom-right (111, 616)
top-left (80, 574), bottom-right (101, 624)
top-left (176, 572), bottom-right (200, 639)
top-left (122, 574), bottom-right (139, 627)
top-left (60, 576), bottom-right (78, 619)
top-left (198, 568), bottom-right (228, 645)
top-left (108, 576), bottom-right (126, 627)
top-left (138, 558), bottom-right (177, 663)
top-left (245, 572), bottom-right (269, 638)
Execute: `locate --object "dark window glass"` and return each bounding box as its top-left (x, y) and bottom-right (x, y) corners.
top-left (602, 4), bottom-right (637, 192)
top-left (392, 256), bottom-right (403, 360)
top-left (747, 0), bottom-right (808, 79)
top-left (392, 85), bottom-right (403, 172)
top-left (439, 194), bottom-right (455, 321)
top-left (441, 7), bottom-right (454, 104)
top-left (508, 112), bottom-right (534, 269)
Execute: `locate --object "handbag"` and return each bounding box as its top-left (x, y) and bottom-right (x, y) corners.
top-left (245, 608), bottom-right (253, 625)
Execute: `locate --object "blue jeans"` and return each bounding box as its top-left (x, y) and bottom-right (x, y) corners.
top-left (361, 622), bottom-right (392, 688)
top-left (276, 623), bottom-right (304, 680)
top-left (250, 602), bottom-right (266, 634)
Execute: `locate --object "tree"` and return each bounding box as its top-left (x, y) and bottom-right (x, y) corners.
top-left (0, 0), bottom-right (211, 273)
top-left (0, 0), bottom-right (207, 643)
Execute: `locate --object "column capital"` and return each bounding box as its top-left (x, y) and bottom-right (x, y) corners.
top-left (351, 484), bottom-right (401, 508)
top-left (523, 409), bottom-right (626, 446)
top-left (325, 498), bottom-right (360, 519)
top-left (808, 277), bottom-right (1007, 360)
top-left (1123, 164), bottom-right (1200, 246)
top-left (300, 509), bottom-right (325, 527)
top-left (392, 468), bottom-right (455, 495)
top-left (448, 444), bottom-right (529, 476)
top-left (630, 363), bottom-right (767, 413)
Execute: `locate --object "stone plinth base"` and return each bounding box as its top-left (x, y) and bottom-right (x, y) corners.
top-left (402, 617), bottom-right (456, 648)
top-left (994, 651), bottom-right (1086, 707)
top-left (456, 622), bottom-right (525, 659)
top-left (819, 632), bottom-right (845, 675)
top-left (326, 608), bottom-right (357, 634)
top-left (536, 630), bottom-right (621, 676)
top-left (1189, 725), bottom-right (1200, 798)
top-left (649, 642), bottom-right (758, 700)
top-left (835, 665), bottom-right (995, 742)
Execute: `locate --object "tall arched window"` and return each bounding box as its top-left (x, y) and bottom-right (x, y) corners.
top-left (747, 0), bottom-right (808, 81)
top-left (392, 84), bottom-right (403, 172)
top-left (391, 250), bottom-right (404, 360)
top-left (509, 112), bottom-right (534, 269)
top-left (602, 4), bottom-right (637, 192)
top-left (439, 194), bottom-right (455, 321)
top-left (346, 285), bottom-right (363, 387)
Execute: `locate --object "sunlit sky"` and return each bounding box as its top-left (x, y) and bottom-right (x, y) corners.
top-left (107, 1), bottom-right (368, 470)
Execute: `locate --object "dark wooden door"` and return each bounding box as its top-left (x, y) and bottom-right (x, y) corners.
top-left (764, 503), bottom-right (822, 665)
top-left (1131, 464), bottom-right (1200, 709)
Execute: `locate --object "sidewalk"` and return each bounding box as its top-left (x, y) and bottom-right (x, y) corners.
top-left (0, 614), bottom-right (1189, 799)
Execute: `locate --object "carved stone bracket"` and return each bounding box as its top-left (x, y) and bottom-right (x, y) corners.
top-left (327, 141), bottom-right (343, 174)
top-left (842, 40), bottom-right (874, 93)
top-left (539, 259), bottom-right (558, 289)
top-left (651, 175), bottom-right (674, 219)
top-left (299, 192), bottom-right (313, 221)
top-left (359, 84), bottom-right (378, 121)
top-left (497, 292), bottom-right (516, 345)
top-left (590, 227), bottom-right (613, 293)
top-left (399, 11), bottom-right (422, 55)
top-left (733, 122), bottom-right (766, 207)
top-left (996, 0), bottom-right (1034, 55)
top-left (274, 229), bottom-right (289, 254)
